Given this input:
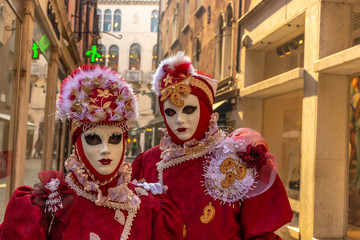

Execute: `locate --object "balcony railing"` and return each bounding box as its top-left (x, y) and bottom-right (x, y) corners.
top-left (125, 70), bottom-right (142, 83)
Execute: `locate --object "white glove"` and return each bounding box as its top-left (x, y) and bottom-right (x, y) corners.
top-left (136, 182), bottom-right (167, 195)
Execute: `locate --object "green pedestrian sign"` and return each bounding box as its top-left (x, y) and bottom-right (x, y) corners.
top-left (32, 42), bottom-right (39, 59)
top-left (86, 45), bottom-right (102, 63)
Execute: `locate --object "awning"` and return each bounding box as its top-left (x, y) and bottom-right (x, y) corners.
top-left (0, 113), bottom-right (36, 130)
top-left (213, 100), bottom-right (233, 113)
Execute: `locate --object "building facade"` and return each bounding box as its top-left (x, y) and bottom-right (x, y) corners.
top-left (97, 0), bottom-right (159, 158)
top-left (0, 0), bottom-right (98, 221)
top-left (159, 0), bottom-right (360, 238)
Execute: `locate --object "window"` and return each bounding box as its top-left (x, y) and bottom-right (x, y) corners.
top-left (108, 45), bottom-right (119, 72)
top-left (183, 0), bottom-right (189, 26)
top-left (97, 45), bottom-right (106, 66)
top-left (134, 14), bottom-right (139, 24)
top-left (264, 90), bottom-right (303, 233)
top-left (151, 10), bottom-right (158, 32)
top-left (97, 9), bottom-right (102, 32)
top-left (129, 43), bottom-right (141, 70)
top-left (349, 75), bottom-right (360, 238)
top-left (152, 44), bottom-right (158, 71)
top-left (0, 4), bottom-right (4, 43)
top-left (104, 10), bottom-right (111, 32)
top-left (113, 10), bottom-right (121, 32)
top-left (214, 13), bottom-right (224, 80)
top-left (171, 3), bottom-right (179, 42)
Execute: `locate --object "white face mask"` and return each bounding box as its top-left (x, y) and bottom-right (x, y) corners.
top-left (163, 94), bottom-right (200, 141)
top-left (81, 126), bottom-right (124, 175)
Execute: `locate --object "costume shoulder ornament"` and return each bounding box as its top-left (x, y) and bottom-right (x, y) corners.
top-left (203, 128), bottom-right (278, 204)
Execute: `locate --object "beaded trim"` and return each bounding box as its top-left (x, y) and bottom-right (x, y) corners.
top-left (71, 120), bottom-right (130, 139)
top-left (66, 174), bottom-right (140, 240)
top-left (156, 113), bottom-right (225, 185)
top-left (203, 134), bottom-right (257, 204)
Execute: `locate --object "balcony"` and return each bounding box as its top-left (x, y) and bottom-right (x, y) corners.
top-left (125, 70), bottom-right (142, 83)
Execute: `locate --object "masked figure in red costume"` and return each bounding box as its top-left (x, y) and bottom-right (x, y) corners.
top-left (0, 65), bottom-right (183, 240)
top-left (131, 52), bottom-right (293, 239)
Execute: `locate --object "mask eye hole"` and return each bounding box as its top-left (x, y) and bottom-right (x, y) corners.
top-left (109, 134), bottom-right (122, 144)
top-left (183, 106), bottom-right (197, 114)
top-left (165, 108), bottom-right (176, 117)
top-left (84, 134), bottom-right (102, 145)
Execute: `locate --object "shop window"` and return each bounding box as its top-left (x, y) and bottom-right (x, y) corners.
top-left (97, 9), bottom-right (102, 32)
top-left (108, 45), bottom-right (119, 72)
top-left (97, 45), bottom-right (106, 66)
top-left (152, 44), bottom-right (158, 71)
top-left (0, 2), bottom-right (20, 222)
top-left (113, 10), bottom-right (121, 32)
top-left (264, 34), bottom-right (305, 80)
top-left (263, 90), bottom-right (303, 233)
top-left (129, 43), bottom-right (141, 70)
top-left (151, 10), bottom-right (158, 32)
top-left (103, 9), bottom-right (111, 32)
top-left (348, 75), bottom-right (360, 238)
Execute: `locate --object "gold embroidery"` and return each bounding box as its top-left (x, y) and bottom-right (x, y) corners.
top-left (220, 158), bottom-right (247, 188)
top-left (184, 143), bottom-right (206, 155)
top-left (164, 74), bottom-right (173, 86)
top-left (160, 75), bottom-right (214, 107)
top-left (183, 224), bottom-right (187, 238)
top-left (200, 202), bottom-right (215, 224)
top-left (160, 84), bottom-right (191, 107)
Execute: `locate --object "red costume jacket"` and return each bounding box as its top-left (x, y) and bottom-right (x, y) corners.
top-left (0, 171), bottom-right (183, 240)
top-left (132, 143), bottom-right (293, 240)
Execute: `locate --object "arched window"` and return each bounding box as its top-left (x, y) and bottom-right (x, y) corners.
top-left (214, 13), bottom-right (224, 80)
top-left (152, 44), bottom-right (158, 71)
top-left (150, 10), bottom-right (158, 32)
top-left (104, 10), bottom-right (111, 31)
top-left (129, 43), bottom-right (141, 70)
top-left (109, 45), bottom-right (119, 72)
top-left (113, 10), bottom-right (121, 32)
top-left (97, 45), bottom-right (106, 66)
top-left (97, 9), bottom-right (102, 31)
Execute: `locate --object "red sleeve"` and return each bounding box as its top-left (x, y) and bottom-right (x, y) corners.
top-left (152, 194), bottom-right (183, 240)
top-left (240, 175), bottom-right (293, 239)
top-left (0, 186), bottom-right (47, 240)
top-left (131, 152), bottom-right (144, 181)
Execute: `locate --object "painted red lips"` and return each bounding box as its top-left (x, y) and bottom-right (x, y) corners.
top-left (98, 159), bottom-right (112, 165)
top-left (177, 128), bottom-right (187, 132)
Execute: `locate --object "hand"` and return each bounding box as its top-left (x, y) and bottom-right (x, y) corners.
top-left (136, 182), bottom-right (167, 195)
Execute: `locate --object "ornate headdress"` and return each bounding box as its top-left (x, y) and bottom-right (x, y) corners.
top-left (153, 52), bottom-right (217, 111)
top-left (56, 65), bottom-right (138, 141)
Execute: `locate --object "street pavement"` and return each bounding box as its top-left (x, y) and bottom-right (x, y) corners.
top-left (0, 157), bottom-right (42, 222)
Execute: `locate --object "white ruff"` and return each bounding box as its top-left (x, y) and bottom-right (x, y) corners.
top-left (157, 112), bottom-right (259, 204)
top-left (156, 113), bottom-right (225, 184)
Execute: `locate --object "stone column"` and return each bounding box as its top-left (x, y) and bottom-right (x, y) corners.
top-left (11, 0), bottom-right (35, 191)
top-left (42, 48), bottom-right (59, 170)
top-left (300, 1), bottom-right (352, 239)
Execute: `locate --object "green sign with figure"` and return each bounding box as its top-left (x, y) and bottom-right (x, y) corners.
top-left (86, 45), bottom-right (102, 63)
top-left (32, 42), bottom-right (39, 59)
